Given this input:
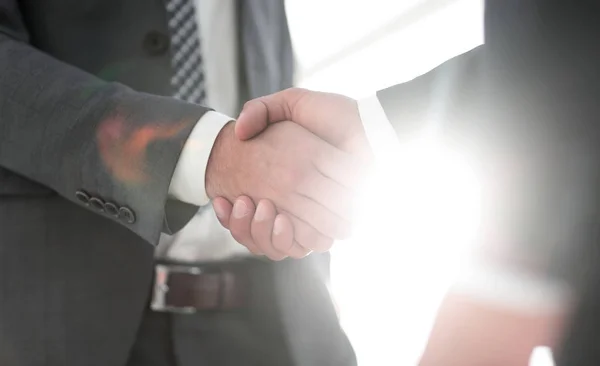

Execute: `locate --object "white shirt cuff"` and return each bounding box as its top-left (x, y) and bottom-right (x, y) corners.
top-left (357, 95), bottom-right (401, 160)
top-left (452, 263), bottom-right (572, 313)
top-left (169, 111), bottom-right (233, 207)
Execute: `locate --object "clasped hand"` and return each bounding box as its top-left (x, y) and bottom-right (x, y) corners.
top-left (205, 88), bottom-right (372, 260)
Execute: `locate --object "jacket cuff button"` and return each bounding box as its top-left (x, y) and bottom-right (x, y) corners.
top-left (75, 190), bottom-right (91, 206)
top-left (105, 202), bottom-right (119, 217)
top-left (119, 207), bottom-right (136, 224)
top-left (89, 197), bottom-right (105, 212)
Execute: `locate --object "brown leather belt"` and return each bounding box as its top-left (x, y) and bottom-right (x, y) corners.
top-left (150, 261), bottom-right (250, 313)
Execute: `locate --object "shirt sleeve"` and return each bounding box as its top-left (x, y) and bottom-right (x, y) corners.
top-left (357, 94), bottom-right (403, 161)
top-left (169, 111), bottom-right (233, 207)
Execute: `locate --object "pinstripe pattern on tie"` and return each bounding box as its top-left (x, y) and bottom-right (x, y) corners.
top-left (164, 0), bottom-right (206, 104)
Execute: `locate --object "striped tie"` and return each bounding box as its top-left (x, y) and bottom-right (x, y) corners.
top-left (164, 0), bottom-right (206, 104)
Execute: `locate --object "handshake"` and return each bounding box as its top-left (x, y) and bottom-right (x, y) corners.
top-left (204, 88), bottom-right (373, 260)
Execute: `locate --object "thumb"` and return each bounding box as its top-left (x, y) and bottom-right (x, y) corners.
top-left (234, 100), bottom-right (271, 141)
top-left (212, 197), bottom-right (234, 229)
top-left (234, 88), bottom-right (306, 140)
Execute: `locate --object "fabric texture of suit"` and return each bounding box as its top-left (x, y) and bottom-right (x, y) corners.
top-left (0, 1), bottom-right (354, 365)
top-left (376, 1), bottom-right (600, 364)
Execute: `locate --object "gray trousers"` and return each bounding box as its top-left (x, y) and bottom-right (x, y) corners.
top-left (126, 261), bottom-right (294, 366)
top-left (127, 310), bottom-right (293, 366)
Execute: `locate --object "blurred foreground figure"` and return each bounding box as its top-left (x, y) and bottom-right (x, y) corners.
top-left (219, 1), bottom-right (600, 365)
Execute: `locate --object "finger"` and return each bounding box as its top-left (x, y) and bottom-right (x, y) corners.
top-left (288, 241), bottom-right (312, 259)
top-left (235, 101), bottom-right (269, 141)
top-left (229, 197), bottom-right (262, 255)
top-left (272, 214), bottom-right (295, 258)
top-left (212, 197), bottom-right (234, 229)
top-left (235, 88), bottom-right (308, 141)
top-left (268, 216), bottom-right (316, 259)
top-left (251, 200), bottom-right (287, 261)
top-left (282, 194), bottom-right (352, 240)
top-left (296, 172), bottom-right (355, 222)
top-left (313, 146), bottom-right (367, 190)
top-left (236, 88), bottom-right (362, 150)
top-left (285, 214), bottom-right (335, 253)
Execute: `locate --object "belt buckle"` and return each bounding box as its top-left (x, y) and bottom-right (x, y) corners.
top-left (150, 263), bottom-right (203, 314)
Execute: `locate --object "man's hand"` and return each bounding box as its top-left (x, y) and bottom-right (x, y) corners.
top-left (212, 196), bottom-right (300, 260)
top-left (205, 120), bottom-right (360, 259)
top-left (213, 88), bottom-right (373, 259)
top-left (236, 88), bottom-right (369, 154)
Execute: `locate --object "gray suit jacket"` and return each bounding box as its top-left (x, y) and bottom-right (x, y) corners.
top-left (379, 2), bottom-right (600, 363)
top-left (0, 1), bottom-right (353, 365)
top-left (377, 0), bottom-right (600, 287)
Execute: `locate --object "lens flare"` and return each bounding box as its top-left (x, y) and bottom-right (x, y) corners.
top-left (97, 115), bottom-right (192, 183)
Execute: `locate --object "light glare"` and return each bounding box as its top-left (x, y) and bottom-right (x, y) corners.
top-left (332, 136), bottom-right (483, 365)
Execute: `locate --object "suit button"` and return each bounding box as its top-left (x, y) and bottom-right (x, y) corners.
top-left (143, 31), bottom-right (170, 56)
top-left (89, 197), bottom-right (105, 212)
top-left (104, 202), bottom-right (119, 217)
top-left (75, 190), bottom-right (91, 205)
top-left (119, 206), bottom-right (136, 224)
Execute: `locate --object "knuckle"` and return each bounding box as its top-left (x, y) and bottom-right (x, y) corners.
top-left (290, 249), bottom-right (310, 259)
top-left (259, 241), bottom-right (280, 256)
top-left (282, 87), bottom-right (312, 114)
top-left (284, 87), bottom-right (307, 99)
top-left (332, 191), bottom-right (354, 220)
top-left (319, 212), bottom-right (351, 240)
top-left (280, 167), bottom-right (302, 191)
top-left (296, 227), bottom-right (318, 247)
top-left (308, 170), bottom-right (324, 190)
top-left (273, 243), bottom-right (292, 255)
top-left (313, 237), bottom-right (334, 253)
top-left (309, 146), bottom-right (326, 162)
top-left (292, 87), bottom-right (312, 102)
top-left (247, 245), bottom-right (263, 255)
top-left (242, 240), bottom-right (261, 254)
top-left (251, 229), bottom-right (269, 248)
top-left (294, 220), bottom-right (331, 252)
top-left (230, 225), bottom-right (253, 246)
top-left (268, 252), bottom-right (287, 261)
top-left (230, 230), bottom-right (249, 246)
top-left (296, 171), bottom-right (319, 196)
top-left (242, 99), bottom-right (259, 111)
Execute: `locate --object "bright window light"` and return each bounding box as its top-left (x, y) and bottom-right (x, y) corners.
top-left (332, 134), bottom-right (483, 365)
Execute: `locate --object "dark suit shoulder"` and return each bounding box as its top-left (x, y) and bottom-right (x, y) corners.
top-left (376, 46), bottom-right (484, 142)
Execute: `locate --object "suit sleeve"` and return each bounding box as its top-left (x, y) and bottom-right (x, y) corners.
top-left (375, 45), bottom-right (485, 147)
top-left (0, 1), bottom-right (206, 245)
top-left (376, 0), bottom-right (600, 287)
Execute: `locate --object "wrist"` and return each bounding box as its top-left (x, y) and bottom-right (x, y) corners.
top-left (205, 121), bottom-right (235, 199)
